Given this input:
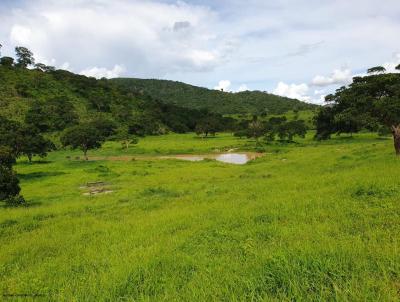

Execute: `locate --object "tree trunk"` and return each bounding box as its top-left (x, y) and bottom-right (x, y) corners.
top-left (28, 154), bottom-right (32, 163)
top-left (84, 149), bottom-right (88, 161)
top-left (392, 125), bottom-right (400, 155)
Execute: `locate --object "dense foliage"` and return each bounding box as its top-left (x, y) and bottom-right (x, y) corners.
top-left (0, 49), bottom-right (234, 136)
top-left (112, 78), bottom-right (317, 115)
top-left (235, 116), bottom-right (308, 143)
top-left (315, 66), bottom-right (400, 154)
top-left (60, 124), bottom-right (106, 160)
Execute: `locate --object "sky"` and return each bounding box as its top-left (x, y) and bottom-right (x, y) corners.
top-left (1, 0), bottom-right (400, 104)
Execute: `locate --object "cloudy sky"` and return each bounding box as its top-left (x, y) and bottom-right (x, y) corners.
top-left (1, 0), bottom-right (400, 103)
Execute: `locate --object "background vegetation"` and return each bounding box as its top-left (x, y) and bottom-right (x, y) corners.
top-left (112, 78), bottom-right (317, 115)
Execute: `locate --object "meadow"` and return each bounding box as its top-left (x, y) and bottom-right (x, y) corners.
top-left (1, 132), bottom-right (400, 301)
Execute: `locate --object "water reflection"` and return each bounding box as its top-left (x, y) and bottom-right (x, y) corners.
top-left (163, 153), bottom-right (262, 165)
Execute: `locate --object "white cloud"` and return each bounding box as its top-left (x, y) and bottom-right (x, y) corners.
top-left (80, 64), bottom-right (126, 79)
top-left (1, 0), bottom-right (400, 92)
top-left (311, 68), bottom-right (353, 87)
top-left (60, 62), bottom-right (71, 71)
top-left (383, 53), bottom-right (400, 73)
top-left (214, 80), bottom-right (231, 91)
top-left (214, 81), bottom-right (249, 92)
top-left (237, 84), bottom-right (249, 92)
top-left (273, 82), bottom-right (310, 102)
top-left (10, 25), bottom-right (32, 45)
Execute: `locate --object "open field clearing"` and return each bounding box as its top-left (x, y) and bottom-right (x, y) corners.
top-left (1, 133), bottom-right (399, 301)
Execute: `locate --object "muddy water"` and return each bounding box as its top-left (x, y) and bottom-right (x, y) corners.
top-left (161, 153), bottom-right (263, 165)
top-left (88, 152), bottom-right (263, 165)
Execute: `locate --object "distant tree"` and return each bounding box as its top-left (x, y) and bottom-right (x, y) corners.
top-left (15, 46), bottom-right (35, 68)
top-left (367, 66), bottom-right (386, 74)
top-left (314, 106), bottom-right (335, 140)
top-left (234, 129), bottom-right (248, 139)
top-left (334, 109), bottom-right (363, 136)
top-left (61, 124), bottom-right (105, 160)
top-left (247, 120), bottom-right (265, 143)
top-left (260, 108), bottom-right (269, 118)
top-left (284, 120), bottom-right (307, 141)
top-left (264, 123), bottom-right (276, 142)
top-left (19, 128), bottom-right (55, 163)
top-left (293, 107), bottom-right (300, 120)
top-left (89, 116), bottom-right (117, 138)
top-left (128, 115), bottom-right (163, 136)
top-left (25, 97), bottom-right (79, 132)
top-left (396, 64), bottom-right (400, 71)
top-left (34, 63), bottom-right (55, 72)
top-left (0, 56), bottom-right (14, 67)
top-left (195, 116), bottom-right (220, 137)
top-left (114, 127), bottom-right (138, 150)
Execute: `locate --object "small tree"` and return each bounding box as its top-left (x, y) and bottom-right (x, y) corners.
top-left (247, 120), bottom-right (265, 143)
top-left (285, 120), bottom-right (307, 141)
top-left (61, 124), bottom-right (105, 160)
top-left (115, 127), bottom-right (138, 150)
top-left (15, 46), bottom-right (35, 68)
top-left (195, 116), bottom-right (220, 138)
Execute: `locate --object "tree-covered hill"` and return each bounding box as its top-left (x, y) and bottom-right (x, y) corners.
top-left (0, 61), bottom-right (233, 136)
top-left (111, 78), bottom-right (318, 115)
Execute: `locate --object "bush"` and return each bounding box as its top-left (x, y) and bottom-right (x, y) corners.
top-left (5, 195), bottom-right (26, 207)
top-left (0, 166), bottom-right (21, 201)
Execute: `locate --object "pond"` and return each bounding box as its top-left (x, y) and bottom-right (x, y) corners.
top-left (88, 152), bottom-right (263, 165)
top-left (161, 153), bottom-right (263, 165)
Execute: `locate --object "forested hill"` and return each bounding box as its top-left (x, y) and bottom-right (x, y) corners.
top-left (111, 78), bottom-right (318, 115)
top-left (0, 64), bottom-right (234, 135)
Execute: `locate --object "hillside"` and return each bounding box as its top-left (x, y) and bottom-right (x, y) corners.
top-left (0, 66), bottom-right (232, 135)
top-left (112, 78), bottom-right (318, 115)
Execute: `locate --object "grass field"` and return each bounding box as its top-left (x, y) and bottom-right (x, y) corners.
top-left (1, 133), bottom-right (400, 301)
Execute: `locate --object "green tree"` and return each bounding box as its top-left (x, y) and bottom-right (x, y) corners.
top-left (314, 106), bottom-right (335, 140)
top-left (0, 117), bottom-right (54, 161)
top-left (247, 119), bottom-right (265, 143)
top-left (367, 66), bottom-right (386, 74)
top-left (15, 46), bottom-right (35, 68)
top-left (19, 128), bottom-right (55, 163)
top-left (195, 116), bottom-right (220, 137)
top-left (284, 120), bottom-right (307, 141)
top-left (114, 127), bottom-right (138, 150)
top-left (25, 97), bottom-right (79, 132)
top-left (61, 124), bottom-right (105, 160)
top-left (89, 116), bottom-right (117, 138)
top-left (34, 63), bottom-right (55, 72)
top-left (315, 69), bottom-right (400, 155)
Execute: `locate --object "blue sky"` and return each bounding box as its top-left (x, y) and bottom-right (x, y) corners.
top-left (1, 0), bottom-right (400, 103)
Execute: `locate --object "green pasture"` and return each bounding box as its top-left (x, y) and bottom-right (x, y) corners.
top-left (1, 132), bottom-right (399, 301)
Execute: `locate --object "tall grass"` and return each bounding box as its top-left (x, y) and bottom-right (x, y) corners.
top-left (0, 133), bottom-right (399, 301)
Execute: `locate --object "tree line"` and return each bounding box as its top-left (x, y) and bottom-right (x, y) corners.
top-left (315, 65), bottom-right (400, 155)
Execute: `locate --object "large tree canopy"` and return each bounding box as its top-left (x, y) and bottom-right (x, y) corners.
top-left (315, 71), bottom-right (400, 154)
